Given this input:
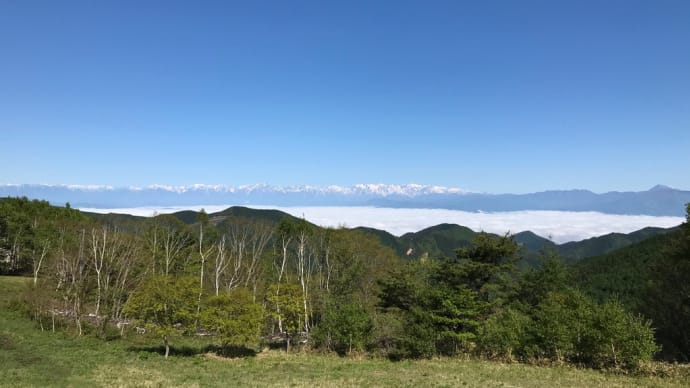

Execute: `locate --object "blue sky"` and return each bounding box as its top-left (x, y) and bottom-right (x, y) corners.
top-left (1, 0), bottom-right (689, 193)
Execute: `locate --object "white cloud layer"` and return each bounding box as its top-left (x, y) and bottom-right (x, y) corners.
top-left (78, 205), bottom-right (685, 243)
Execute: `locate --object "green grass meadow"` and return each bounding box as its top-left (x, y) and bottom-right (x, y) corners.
top-left (1, 276), bottom-right (687, 387)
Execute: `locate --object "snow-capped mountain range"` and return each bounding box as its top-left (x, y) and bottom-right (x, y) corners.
top-left (0, 183), bottom-right (469, 201)
top-left (1, 183), bottom-right (689, 217)
top-left (34, 183), bottom-right (468, 196)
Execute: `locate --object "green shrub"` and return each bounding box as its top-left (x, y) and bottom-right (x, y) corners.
top-left (582, 300), bottom-right (659, 369)
top-left (532, 291), bottom-right (592, 363)
top-left (393, 308), bottom-right (437, 360)
top-left (478, 307), bottom-right (532, 361)
top-left (313, 299), bottom-right (373, 355)
top-left (530, 291), bottom-right (658, 369)
top-left (200, 288), bottom-right (264, 349)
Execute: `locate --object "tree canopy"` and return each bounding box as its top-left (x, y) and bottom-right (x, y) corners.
top-left (1, 197), bottom-right (681, 368)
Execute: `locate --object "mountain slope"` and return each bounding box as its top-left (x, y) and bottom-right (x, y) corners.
top-left (15, 200), bottom-right (682, 266)
top-left (352, 227), bottom-right (408, 258)
top-left (209, 206), bottom-right (301, 225)
top-left (208, 207), bottom-right (678, 264)
top-left (571, 230), bottom-right (682, 310)
top-left (558, 226), bottom-right (676, 261)
top-left (399, 224), bottom-right (477, 259)
top-left (369, 185), bottom-right (690, 216)
top-left (513, 231), bottom-right (557, 253)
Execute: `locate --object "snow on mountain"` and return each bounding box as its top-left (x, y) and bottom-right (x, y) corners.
top-left (1, 183), bottom-right (688, 216)
top-left (0, 183), bottom-right (470, 205)
top-left (34, 183), bottom-right (470, 196)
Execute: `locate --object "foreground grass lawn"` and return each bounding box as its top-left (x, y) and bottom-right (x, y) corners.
top-left (1, 276), bottom-right (688, 387)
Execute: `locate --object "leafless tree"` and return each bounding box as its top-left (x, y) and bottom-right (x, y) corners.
top-left (212, 235), bottom-right (229, 296)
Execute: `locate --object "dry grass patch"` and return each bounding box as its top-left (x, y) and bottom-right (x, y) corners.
top-left (91, 365), bottom-right (184, 388)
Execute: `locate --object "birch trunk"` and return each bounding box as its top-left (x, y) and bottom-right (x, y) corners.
top-left (33, 240), bottom-right (50, 286)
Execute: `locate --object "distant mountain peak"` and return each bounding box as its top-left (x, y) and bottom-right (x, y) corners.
top-left (649, 184), bottom-right (674, 192)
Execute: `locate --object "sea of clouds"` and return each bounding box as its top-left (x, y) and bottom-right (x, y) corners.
top-left (78, 205), bottom-right (684, 244)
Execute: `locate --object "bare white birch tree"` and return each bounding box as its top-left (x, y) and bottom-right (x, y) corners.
top-left (295, 220), bottom-right (313, 334)
top-left (91, 226), bottom-right (108, 316)
top-left (212, 235), bottom-right (229, 296)
top-left (196, 209), bottom-right (215, 318)
top-left (272, 218), bottom-right (294, 333)
top-left (32, 239), bottom-right (50, 286)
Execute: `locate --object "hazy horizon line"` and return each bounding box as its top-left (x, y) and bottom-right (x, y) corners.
top-left (2, 182), bottom-right (685, 195)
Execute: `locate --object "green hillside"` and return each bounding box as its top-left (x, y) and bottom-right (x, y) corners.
top-left (513, 231), bottom-right (557, 252)
top-left (85, 212), bottom-right (148, 233)
top-left (572, 230), bottom-right (681, 310)
top-left (572, 220), bottom-right (690, 361)
top-left (3, 197), bottom-right (689, 366)
top-left (15, 199), bottom-right (678, 269)
top-left (512, 231), bottom-right (558, 267)
top-left (88, 206), bottom-right (304, 232)
top-left (169, 210), bottom-right (201, 224)
top-left (355, 223), bottom-right (481, 261)
top-left (352, 226), bottom-right (408, 257)
top-left (209, 206), bottom-right (300, 224)
top-left (399, 223), bottom-right (477, 259)
top-left (357, 221), bottom-right (673, 266)
top-left (559, 226), bottom-right (675, 262)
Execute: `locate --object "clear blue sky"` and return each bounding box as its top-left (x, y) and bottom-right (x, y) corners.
top-left (1, 0), bottom-right (689, 193)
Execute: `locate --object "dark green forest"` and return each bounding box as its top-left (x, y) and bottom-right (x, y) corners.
top-left (1, 197), bottom-right (688, 369)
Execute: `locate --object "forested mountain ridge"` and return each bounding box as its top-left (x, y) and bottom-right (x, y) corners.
top-left (353, 222), bottom-right (676, 263)
top-left (557, 226), bottom-right (676, 261)
top-left (176, 207), bottom-right (678, 263)
top-left (39, 202), bottom-right (684, 265)
top-left (573, 230), bottom-right (681, 310)
top-left (573, 220), bottom-right (690, 361)
top-left (349, 221), bottom-right (675, 264)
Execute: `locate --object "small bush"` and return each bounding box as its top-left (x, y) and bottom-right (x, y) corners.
top-left (530, 291), bottom-right (658, 369)
top-left (313, 300), bottom-right (373, 355)
top-left (581, 300), bottom-right (659, 369)
top-left (200, 288), bottom-right (264, 349)
top-left (477, 307), bottom-right (531, 362)
top-left (390, 307), bottom-right (437, 360)
top-left (475, 290), bottom-right (659, 370)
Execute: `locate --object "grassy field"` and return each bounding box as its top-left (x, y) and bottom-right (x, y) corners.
top-left (1, 276), bottom-right (688, 388)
